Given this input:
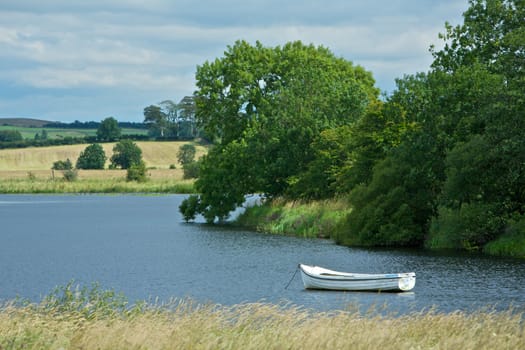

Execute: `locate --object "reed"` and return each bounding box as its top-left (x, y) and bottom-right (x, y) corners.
top-left (0, 176), bottom-right (195, 194)
top-left (1, 287), bottom-right (523, 350)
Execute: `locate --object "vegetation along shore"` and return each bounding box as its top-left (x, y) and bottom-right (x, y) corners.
top-left (1, 283), bottom-right (523, 350)
top-left (180, 1), bottom-right (525, 259)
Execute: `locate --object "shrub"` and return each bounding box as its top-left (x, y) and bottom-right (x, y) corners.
top-left (182, 161), bottom-right (200, 179)
top-left (62, 169), bottom-right (78, 182)
top-left (427, 202), bottom-right (505, 250)
top-left (484, 215), bottom-right (525, 258)
top-left (52, 158), bottom-right (73, 170)
top-left (126, 161), bottom-right (147, 182)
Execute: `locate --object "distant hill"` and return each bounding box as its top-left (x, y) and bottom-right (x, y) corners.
top-left (0, 118), bottom-right (56, 128)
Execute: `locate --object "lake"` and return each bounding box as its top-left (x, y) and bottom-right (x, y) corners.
top-left (1, 194), bottom-right (524, 314)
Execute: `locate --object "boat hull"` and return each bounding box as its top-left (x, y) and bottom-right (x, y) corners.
top-left (299, 264), bottom-right (416, 292)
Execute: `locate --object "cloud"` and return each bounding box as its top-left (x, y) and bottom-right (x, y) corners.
top-left (0, 0), bottom-right (469, 121)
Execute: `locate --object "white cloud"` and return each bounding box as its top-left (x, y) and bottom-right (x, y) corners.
top-left (0, 0), bottom-right (469, 121)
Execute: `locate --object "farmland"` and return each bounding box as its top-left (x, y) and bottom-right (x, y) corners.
top-left (0, 141), bottom-right (206, 193)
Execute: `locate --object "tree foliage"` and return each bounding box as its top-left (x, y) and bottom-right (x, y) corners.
top-left (52, 158), bottom-right (73, 170)
top-left (110, 139), bottom-right (143, 169)
top-left (0, 130), bottom-right (23, 142)
top-left (177, 144), bottom-right (196, 166)
top-left (76, 143), bottom-right (107, 169)
top-left (337, 0), bottom-right (525, 249)
top-left (126, 160), bottom-right (148, 182)
top-left (180, 40), bottom-right (379, 222)
top-left (143, 97), bottom-right (198, 139)
top-left (97, 117), bottom-right (121, 142)
top-left (179, 1), bottom-right (525, 254)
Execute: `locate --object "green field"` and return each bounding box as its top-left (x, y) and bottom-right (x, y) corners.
top-left (0, 125), bottom-right (147, 140)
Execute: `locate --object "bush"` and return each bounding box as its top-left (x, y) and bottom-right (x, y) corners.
top-left (126, 160), bottom-right (147, 182)
top-left (62, 169), bottom-right (78, 182)
top-left (484, 215), bottom-right (525, 258)
top-left (427, 202), bottom-right (505, 250)
top-left (52, 158), bottom-right (73, 170)
top-left (183, 161), bottom-right (200, 179)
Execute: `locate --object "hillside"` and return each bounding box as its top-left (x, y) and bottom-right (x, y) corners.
top-left (0, 118), bottom-right (55, 128)
top-left (0, 141), bottom-right (206, 171)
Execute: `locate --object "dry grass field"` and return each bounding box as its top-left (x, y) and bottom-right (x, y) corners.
top-left (1, 300), bottom-right (523, 350)
top-left (0, 141), bottom-right (206, 171)
top-left (0, 141), bottom-right (205, 193)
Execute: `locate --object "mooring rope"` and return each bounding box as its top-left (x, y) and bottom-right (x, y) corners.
top-left (284, 266), bottom-right (299, 290)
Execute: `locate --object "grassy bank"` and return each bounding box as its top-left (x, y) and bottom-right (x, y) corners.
top-left (236, 198), bottom-right (351, 239)
top-left (1, 284), bottom-right (523, 350)
top-left (0, 170), bottom-right (194, 194)
top-left (237, 198), bottom-right (525, 259)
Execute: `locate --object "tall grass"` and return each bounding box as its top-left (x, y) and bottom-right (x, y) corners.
top-left (236, 198), bottom-right (351, 239)
top-left (0, 177), bottom-right (195, 194)
top-left (1, 283), bottom-right (523, 349)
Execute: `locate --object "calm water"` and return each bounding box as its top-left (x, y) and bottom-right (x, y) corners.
top-left (1, 194), bottom-right (524, 314)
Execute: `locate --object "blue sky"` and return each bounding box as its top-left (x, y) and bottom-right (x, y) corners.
top-left (0, 0), bottom-right (469, 122)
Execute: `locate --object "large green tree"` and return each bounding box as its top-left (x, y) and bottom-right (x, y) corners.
top-left (181, 40), bottom-right (379, 222)
top-left (427, 0), bottom-right (525, 250)
top-left (338, 0), bottom-right (525, 249)
top-left (97, 117), bottom-right (121, 142)
top-left (76, 143), bottom-right (106, 169)
top-left (110, 139), bottom-right (143, 169)
top-left (143, 105), bottom-right (169, 138)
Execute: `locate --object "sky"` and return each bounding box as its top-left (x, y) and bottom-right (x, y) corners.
top-left (0, 0), bottom-right (469, 123)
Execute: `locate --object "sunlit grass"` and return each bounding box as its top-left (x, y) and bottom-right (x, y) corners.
top-left (236, 198), bottom-right (351, 239)
top-left (0, 175), bottom-right (195, 194)
top-left (1, 283), bottom-right (523, 350)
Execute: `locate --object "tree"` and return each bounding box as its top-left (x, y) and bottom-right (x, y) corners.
top-left (177, 96), bottom-right (197, 138)
top-left (177, 144), bottom-right (196, 166)
top-left (76, 143), bottom-right (106, 169)
top-left (337, 0), bottom-right (525, 249)
top-left (0, 130), bottom-right (22, 142)
top-left (97, 117), bottom-right (121, 142)
top-left (426, 0), bottom-right (525, 249)
top-left (143, 105), bottom-right (168, 138)
top-left (110, 139), bottom-right (143, 169)
top-left (180, 40), bottom-right (379, 222)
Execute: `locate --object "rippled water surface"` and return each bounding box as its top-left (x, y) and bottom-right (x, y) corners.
top-left (1, 194), bottom-right (524, 313)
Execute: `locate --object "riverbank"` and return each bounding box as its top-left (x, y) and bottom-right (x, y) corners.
top-left (235, 198), bottom-right (351, 239)
top-left (1, 292), bottom-right (522, 350)
top-left (235, 199), bottom-right (525, 259)
top-left (0, 169), bottom-right (195, 194)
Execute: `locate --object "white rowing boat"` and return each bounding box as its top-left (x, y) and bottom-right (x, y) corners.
top-left (298, 264), bottom-right (416, 292)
